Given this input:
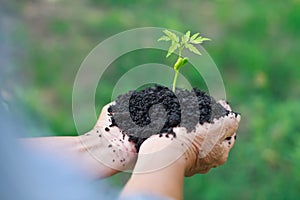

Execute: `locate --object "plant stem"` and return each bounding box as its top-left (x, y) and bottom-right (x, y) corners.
top-left (172, 46), bottom-right (183, 92)
top-left (172, 69), bottom-right (179, 92)
top-left (178, 46), bottom-right (183, 57)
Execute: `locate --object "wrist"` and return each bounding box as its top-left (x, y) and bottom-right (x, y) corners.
top-left (20, 136), bottom-right (118, 179)
top-left (122, 135), bottom-right (185, 199)
top-left (78, 126), bottom-right (137, 176)
top-left (76, 132), bottom-right (119, 178)
top-left (133, 134), bottom-right (186, 174)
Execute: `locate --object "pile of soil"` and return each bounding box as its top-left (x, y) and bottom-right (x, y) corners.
top-left (108, 85), bottom-right (236, 152)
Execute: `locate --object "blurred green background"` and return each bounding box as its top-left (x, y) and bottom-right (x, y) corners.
top-left (1, 0), bottom-right (300, 199)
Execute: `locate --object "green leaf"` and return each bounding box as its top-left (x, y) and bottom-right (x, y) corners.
top-left (174, 57), bottom-right (183, 70)
top-left (163, 30), bottom-right (179, 43)
top-left (185, 31), bottom-right (191, 39)
top-left (181, 57), bottom-right (188, 65)
top-left (174, 57), bottom-right (188, 70)
top-left (185, 43), bottom-right (202, 55)
top-left (176, 57), bottom-right (189, 70)
top-left (158, 35), bottom-right (170, 41)
top-left (181, 35), bottom-right (189, 44)
top-left (190, 33), bottom-right (200, 40)
top-left (166, 42), bottom-right (179, 57)
top-left (190, 36), bottom-right (211, 44)
top-left (181, 31), bottom-right (191, 45)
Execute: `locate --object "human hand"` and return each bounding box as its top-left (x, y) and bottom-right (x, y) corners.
top-left (178, 100), bottom-right (240, 176)
top-left (79, 103), bottom-right (137, 173)
top-left (135, 100), bottom-right (240, 176)
top-left (120, 100), bottom-right (240, 199)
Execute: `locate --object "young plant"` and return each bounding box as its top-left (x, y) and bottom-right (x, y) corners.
top-left (158, 30), bottom-right (211, 92)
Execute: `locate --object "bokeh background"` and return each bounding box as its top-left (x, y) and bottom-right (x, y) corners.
top-left (1, 0), bottom-right (300, 199)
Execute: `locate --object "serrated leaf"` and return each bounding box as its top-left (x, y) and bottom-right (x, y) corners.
top-left (166, 42), bottom-right (179, 57)
top-left (181, 35), bottom-right (189, 44)
top-left (186, 43), bottom-right (202, 55)
top-left (181, 31), bottom-right (191, 44)
top-left (158, 35), bottom-right (171, 41)
top-left (185, 31), bottom-right (191, 38)
top-left (163, 30), bottom-right (179, 43)
top-left (190, 36), bottom-right (211, 44)
top-left (190, 33), bottom-right (200, 40)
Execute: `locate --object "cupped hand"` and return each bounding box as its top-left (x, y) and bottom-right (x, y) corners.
top-left (79, 103), bottom-right (137, 172)
top-left (136, 100), bottom-right (240, 176)
top-left (174, 100), bottom-right (240, 176)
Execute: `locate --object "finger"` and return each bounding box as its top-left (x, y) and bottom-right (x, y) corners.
top-left (206, 112), bottom-right (239, 143)
top-left (217, 132), bottom-right (237, 166)
top-left (100, 102), bottom-right (115, 119)
top-left (219, 112), bottom-right (240, 140)
top-left (217, 99), bottom-right (232, 111)
top-left (96, 102), bottom-right (136, 153)
top-left (198, 111), bottom-right (239, 157)
top-left (95, 102), bottom-right (115, 128)
top-left (222, 132), bottom-right (236, 149)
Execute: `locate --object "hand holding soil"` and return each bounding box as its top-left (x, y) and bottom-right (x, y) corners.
top-left (79, 103), bottom-right (137, 172)
top-left (121, 99), bottom-right (240, 199)
top-left (106, 86), bottom-right (241, 176)
top-left (131, 100), bottom-right (240, 177)
top-left (175, 100), bottom-right (240, 176)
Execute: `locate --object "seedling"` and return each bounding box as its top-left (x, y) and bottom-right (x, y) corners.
top-left (158, 30), bottom-right (211, 92)
top-left (109, 30), bottom-right (240, 153)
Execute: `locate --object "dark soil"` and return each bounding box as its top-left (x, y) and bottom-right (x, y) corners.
top-left (108, 85), bottom-right (237, 152)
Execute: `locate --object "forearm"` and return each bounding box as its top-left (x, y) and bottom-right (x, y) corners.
top-left (121, 136), bottom-right (186, 200)
top-left (20, 135), bottom-right (118, 179)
